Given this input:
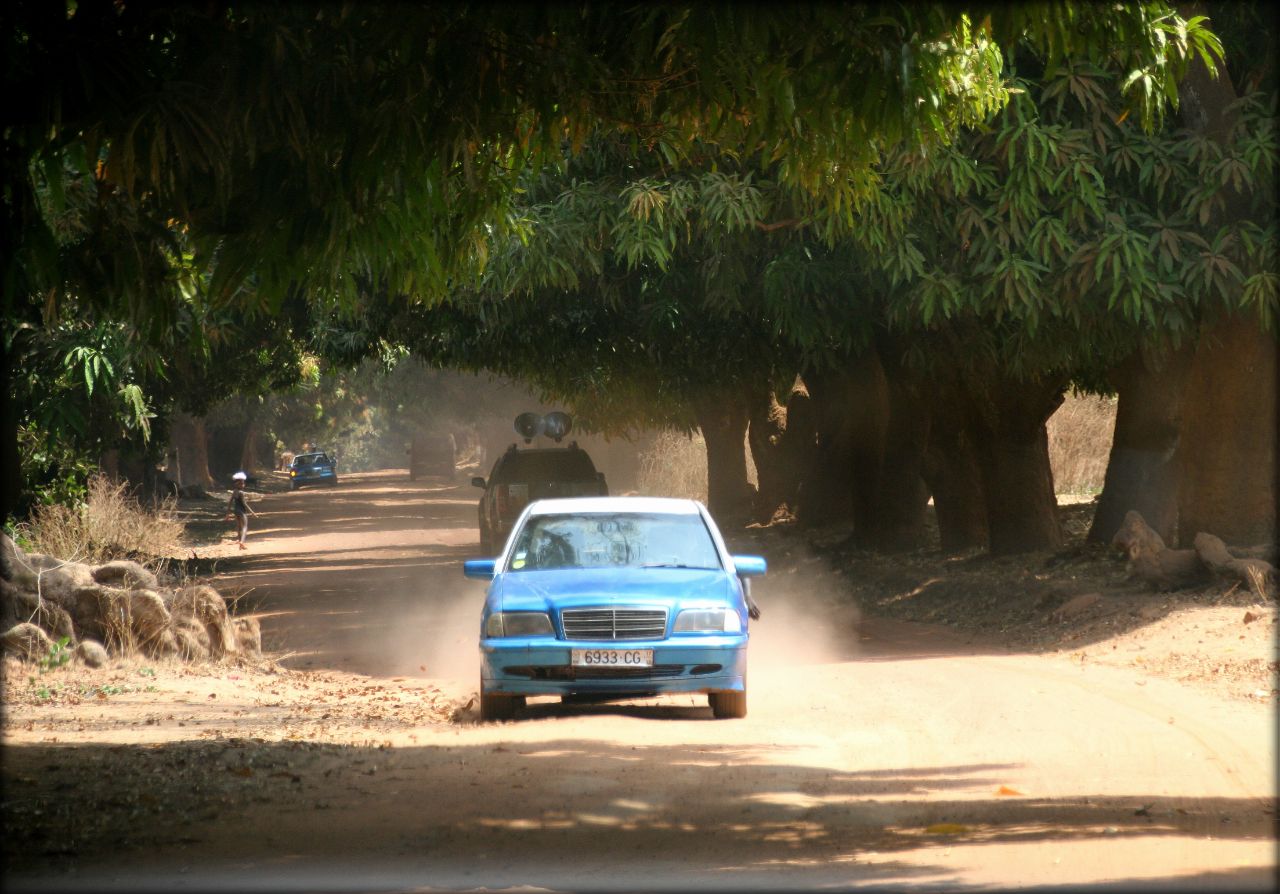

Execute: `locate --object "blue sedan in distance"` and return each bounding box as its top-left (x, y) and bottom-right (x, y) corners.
top-left (288, 451), bottom-right (338, 490)
top-left (464, 496), bottom-right (765, 721)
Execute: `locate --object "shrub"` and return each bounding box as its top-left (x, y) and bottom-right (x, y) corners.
top-left (16, 474), bottom-right (185, 573)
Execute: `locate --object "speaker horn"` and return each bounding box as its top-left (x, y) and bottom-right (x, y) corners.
top-left (514, 412), bottom-right (545, 444)
top-left (543, 411), bottom-right (573, 443)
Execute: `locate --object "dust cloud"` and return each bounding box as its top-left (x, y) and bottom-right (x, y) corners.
top-left (299, 529), bottom-right (863, 685)
top-left (746, 542), bottom-right (864, 668)
top-left (390, 579), bottom-right (488, 685)
top-left (341, 561), bottom-right (490, 686)
top-left (245, 467), bottom-right (868, 687)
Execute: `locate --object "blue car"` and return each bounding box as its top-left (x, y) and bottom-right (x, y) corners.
top-left (464, 496), bottom-right (766, 721)
top-left (288, 451), bottom-right (338, 489)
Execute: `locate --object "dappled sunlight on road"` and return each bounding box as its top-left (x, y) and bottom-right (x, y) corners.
top-left (9, 470), bottom-right (1271, 892)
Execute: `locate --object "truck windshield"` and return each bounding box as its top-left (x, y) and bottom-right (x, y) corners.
top-left (506, 513), bottom-right (721, 572)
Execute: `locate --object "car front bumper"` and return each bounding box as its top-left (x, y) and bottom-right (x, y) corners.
top-left (291, 469), bottom-right (337, 486)
top-left (481, 636), bottom-right (747, 697)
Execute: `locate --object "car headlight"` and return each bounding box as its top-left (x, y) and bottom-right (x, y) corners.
top-left (485, 612), bottom-right (554, 637)
top-left (290, 470), bottom-right (296, 476)
top-left (673, 608), bottom-right (742, 633)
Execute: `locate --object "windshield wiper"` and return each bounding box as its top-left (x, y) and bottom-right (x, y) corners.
top-left (639, 562), bottom-right (713, 569)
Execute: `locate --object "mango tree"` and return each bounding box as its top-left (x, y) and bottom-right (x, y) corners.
top-left (2, 1), bottom-right (1223, 527)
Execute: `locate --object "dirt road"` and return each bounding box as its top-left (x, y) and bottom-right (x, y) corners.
top-left (3, 472), bottom-right (1275, 892)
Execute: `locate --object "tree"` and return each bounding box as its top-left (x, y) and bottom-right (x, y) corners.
top-left (400, 281), bottom-right (786, 522)
top-left (821, 30), bottom-right (1273, 553)
top-left (3, 1), bottom-right (1221, 528)
top-left (1089, 1), bottom-right (1277, 546)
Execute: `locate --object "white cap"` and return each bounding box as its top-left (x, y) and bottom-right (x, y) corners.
top-left (232, 471), bottom-right (248, 481)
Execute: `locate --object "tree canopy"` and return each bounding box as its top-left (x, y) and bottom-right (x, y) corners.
top-left (6, 1), bottom-right (1221, 317)
top-left (0, 1), bottom-right (1237, 524)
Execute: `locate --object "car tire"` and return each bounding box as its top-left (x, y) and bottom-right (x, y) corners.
top-left (479, 691), bottom-right (524, 721)
top-left (709, 687), bottom-right (747, 719)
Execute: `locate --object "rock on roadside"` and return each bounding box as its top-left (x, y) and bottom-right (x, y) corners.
top-left (2, 532), bottom-right (260, 666)
top-left (2, 623), bottom-right (54, 661)
top-left (74, 639), bottom-right (109, 668)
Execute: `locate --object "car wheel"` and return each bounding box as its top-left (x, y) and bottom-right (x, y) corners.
top-left (479, 691), bottom-right (524, 721)
top-left (709, 687), bottom-right (747, 719)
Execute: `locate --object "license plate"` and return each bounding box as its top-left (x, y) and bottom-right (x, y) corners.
top-left (571, 649), bottom-right (653, 667)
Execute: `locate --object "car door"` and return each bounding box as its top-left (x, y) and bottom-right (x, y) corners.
top-left (481, 455), bottom-right (506, 537)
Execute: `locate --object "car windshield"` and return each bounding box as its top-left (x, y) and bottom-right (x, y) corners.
top-left (295, 453), bottom-right (329, 465)
top-left (506, 512), bottom-right (721, 572)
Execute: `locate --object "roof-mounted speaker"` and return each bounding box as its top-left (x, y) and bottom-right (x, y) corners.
top-left (543, 411), bottom-right (573, 443)
top-left (514, 412), bottom-right (545, 444)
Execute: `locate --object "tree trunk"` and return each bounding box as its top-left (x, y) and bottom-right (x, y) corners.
top-left (208, 423), bottom-right (247, 482)
top-left (847, 355), bottom-right (890, 548)
top-left (170, 413), bottom-right (214, 490)
top-left (923, 423), bottom-right (988, 553)
top-left (240, 421), bottom-right (264, 474)
top-left (795, 367), bottom-right (855, 526)
top-left (797, 357), bottom-right (888, 532)
top-left (1088, 344), bottom-right (1194, 545)
top-left (920, 352), bottom-right (988, 553)
top-left (746, 385), bottom-right (792, 523)
top-left (1, 336), bottom-right (21, 537)
top-left (969, 376), bottom-right (1067, 555)
top-left (112, 446), bottom-right (154, 501)
top-left (2, 157), bottom-right (36, 538)
top-left (871, 341), bottom-right (931, 552)
top-left (692, 394), bottom-right (755, 524)
top-left (1178, 313), bottom-right (1277, 546)
top-left (978, 427), bottom-right (1062, 555)
top-left (779, 383), bottom-right (817, 512)
top-left (1171, 19), bottom-right (1277, 547)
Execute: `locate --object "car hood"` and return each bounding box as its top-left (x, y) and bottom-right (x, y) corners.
top-left (493, 567), bottom-right (736, 613)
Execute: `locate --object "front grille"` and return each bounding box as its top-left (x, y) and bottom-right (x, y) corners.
top-left (561, 607), bottom-right (668, 641)
top-left (504, 664), bottom-right (685, 680)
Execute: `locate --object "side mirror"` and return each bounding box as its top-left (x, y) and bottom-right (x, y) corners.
top-left (732, 555), bottom-right (767, 577)
top-left (471, 477), bottom-right (486, 488)
top-left (463, 559), bottom-right (497, 579)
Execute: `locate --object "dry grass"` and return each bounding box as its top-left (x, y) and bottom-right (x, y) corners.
top-left (18, 474), bottom-right (186, 574)
top-left (1245, 564), bottom-right (1276, 601)
top-left (636, 430), bottom-right (707, 500)
top-left (634, 429), bottom-right (757, 502)
top-left (1047, 393), bottom-right (1116, 496)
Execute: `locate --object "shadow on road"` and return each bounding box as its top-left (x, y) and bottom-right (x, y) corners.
top-left (3, 737), bottom-right (1272, 891)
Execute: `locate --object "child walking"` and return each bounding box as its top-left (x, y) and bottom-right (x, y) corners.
top-left (225, 472), bottom-right (259, 550)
